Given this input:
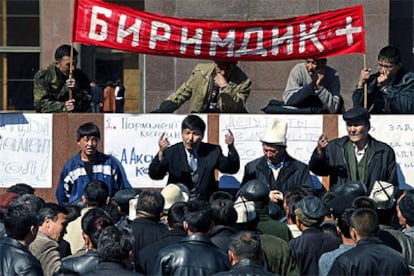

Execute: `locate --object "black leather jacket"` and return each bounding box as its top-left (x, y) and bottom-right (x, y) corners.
top-left (214, 259), bottom-right (276, 276)
top-left (152, 235), bottom-right (230, 275)
top-left (328, 237), bottom-right (410, 275)
top-left (59, 249), bottom-right (99, 274)
top-left (0, 237), bottom-right (43, 275)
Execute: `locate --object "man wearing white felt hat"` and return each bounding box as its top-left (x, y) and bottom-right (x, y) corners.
top-left (241, 118), bottom-right (314, 219)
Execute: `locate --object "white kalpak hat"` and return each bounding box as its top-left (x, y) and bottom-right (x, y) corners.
top-left (260, 118), bottom-right (287, 146)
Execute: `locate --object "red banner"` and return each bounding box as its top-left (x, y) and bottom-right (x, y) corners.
top-left (73, 0), bottom-right (365, 61)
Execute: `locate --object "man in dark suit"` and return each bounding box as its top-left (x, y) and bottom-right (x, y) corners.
top-left (149, 114), bottom-right (240, 201)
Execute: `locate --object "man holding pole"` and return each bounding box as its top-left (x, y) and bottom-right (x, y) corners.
top-left (352, 45), bottom-right (414, 113)
top-left (34, 44), bottom-right (91, 112)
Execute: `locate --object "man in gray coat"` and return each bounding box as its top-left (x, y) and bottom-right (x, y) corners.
top-left (283, 58), bottom-right (342, 113)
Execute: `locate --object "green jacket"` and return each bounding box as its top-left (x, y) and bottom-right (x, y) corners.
top-left (166, 63), bottom-right (251, 113)
top-left (261, 234), bottom-right (300, 276)
top-left (33, 63), bottom-right (91, 112)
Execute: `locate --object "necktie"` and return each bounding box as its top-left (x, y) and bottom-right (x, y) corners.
top-left (189, 153), bottom-right (197, 172)
top-left (189, 152), bottom-right (199, 187)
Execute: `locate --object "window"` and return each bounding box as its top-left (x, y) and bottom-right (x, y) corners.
top-left (0, 0), bottom-right (40, 110)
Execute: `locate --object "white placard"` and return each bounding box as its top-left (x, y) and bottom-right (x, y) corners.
top-left (338, 115), bottom-right (414, 189)
top-left (219, 114), bottom-right (323, 184)
top-left (0, 113), bottom-right (53, 188)
top-left (104, 114), bottom-right (208, 188)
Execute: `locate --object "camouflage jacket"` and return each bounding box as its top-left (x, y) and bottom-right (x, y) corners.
top-left (33, 63), bottom-right (91, 112)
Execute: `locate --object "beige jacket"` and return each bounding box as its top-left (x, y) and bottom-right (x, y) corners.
top-left (64, 206), bottom-right (94, 255)
top-left (166, 63), bottom-right (251, 113)
top-left (29, 231), bottom-right (61, 276)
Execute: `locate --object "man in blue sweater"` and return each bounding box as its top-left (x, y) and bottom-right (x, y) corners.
top-left (56, 122), bottom-right (131, 206)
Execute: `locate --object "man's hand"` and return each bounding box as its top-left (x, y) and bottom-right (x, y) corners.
top-left (225, 129), bottom-right (234, 146)
top-left (313, 69), bottom-right (325, 90)
top-left (269, 190), bottom-right (284, 203)
top-left (157, 132), bottom-right (170, 160)
top-left (377, 71), bottom-right (390, 86)
top-left (65, 99), bottom-right (75, 112)
top-left (317, 134), bottom-right (329, 156)
top-left (66, 78), bottom-right (77, 89)
top-left (214, 73), bottom-right (228, 88)
top-left (357, 68), bottom-right (372, 88)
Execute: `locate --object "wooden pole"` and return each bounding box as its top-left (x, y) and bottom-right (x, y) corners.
top-left (363, 54), bottom-right (367, 109)
top-left (69, 43), bottom-right (74, 101)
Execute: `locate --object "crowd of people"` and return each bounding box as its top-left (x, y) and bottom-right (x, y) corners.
top-left (8, 40), bottom-right (414, 275)
top-left (0, 110), bottom-right (413, 275)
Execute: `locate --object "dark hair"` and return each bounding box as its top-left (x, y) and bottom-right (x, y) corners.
top-left (98, 226), bottom-right (134, 262)
top-left (320, 221), bottom-right (340, 238)
top-left (76, 122), bottom-right (101, 141)
top-left (7, 183), bottom-right (35, 195)
top-left (210, 198), bottom-right (237, 226)
top-left (286, 187), bottom-right (309, 224)
top-left (167, 202), bottom-right (187, 229)
top-left (378, 45), bottom-right (401, 65)
top-left (351, 208), bottom-right (379, 238)
top-left (55, 44), bottom-right (78, 61)
top-left (12, 194), bottom-right (45, 214)
top-left (84, 181), bottom-right (109, 208)
top-left (214, 61), bottom-right (238, 71)
top-left (65, 205), bottom-right (82, 223)
top-left (104, 199), bottom-right (122, 224)
top-left (136, 190), bottom-right (164, 220)
top-left (337, 208), bottom-right (355, 239)
top-left (352, 196), bottom-right (378, 210)
top-left (181, 115), bottom-right (206, 135)
top-left (285, 186), bottom-right (310, 206)
top-left (229, 231), bottom-right (262, 261)
top-left (209, 191), bottom-right (233, 204)
top-left (37, 203), bottom-right (68, 226)
top-left (184, 200), bottom-right (213, 233)
top-left (81, 208), bottom-right (114, 248)
top-left (5, 204), bottom-right (38, 240)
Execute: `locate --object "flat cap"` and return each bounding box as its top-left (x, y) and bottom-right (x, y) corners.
top-left (331, 181), bottom-right (367, 197)
top-left (296, 195), bottom-right (326, 219)
top-left (343, 107), bottom-right (370, 122)
top-left (398, 193), bottom-right (414, 225)
top-left (113, 188), bottom-right (142, 208)
top-left (238, 179), bottom-right (270, 202)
